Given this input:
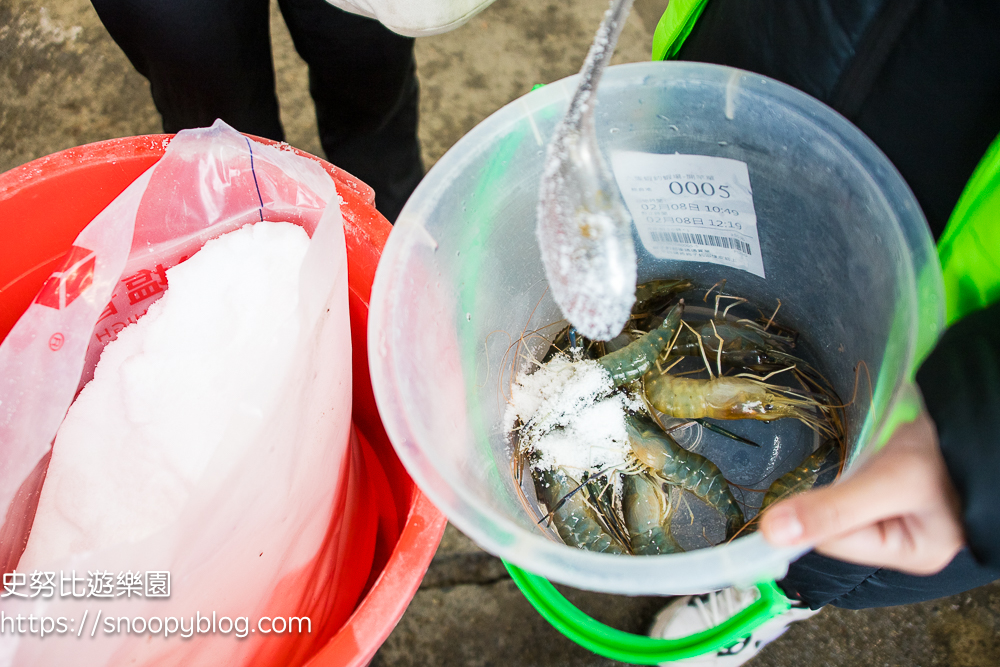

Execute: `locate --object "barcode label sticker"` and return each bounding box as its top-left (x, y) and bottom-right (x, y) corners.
top-left (611, 151), bottom-right (766, 278)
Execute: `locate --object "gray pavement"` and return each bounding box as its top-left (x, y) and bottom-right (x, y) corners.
top-left (3, 1), bottom-right (1000, 665)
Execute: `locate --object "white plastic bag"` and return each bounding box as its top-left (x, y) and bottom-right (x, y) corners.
top-left (0, 121), bottom-right (356, 665)
top-left (327, 0), bottom-right (496, 36)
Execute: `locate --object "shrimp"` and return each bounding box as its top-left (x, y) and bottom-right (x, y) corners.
top-left (597, 302), bottom-right (683, 387)
top-left (539, 279), bottom-right (690, 364)
top-left (623, 472), bottom-right (684, 555)
top-left (533, 467), bottom-right (627, 554)
top-left (625, 414), bottom-right (745, 539)
top-left (670, 320), bottom-right (838, 399)
top-left (672, 320), bottom-right (792, 356)
top-left (541, 325), bottom-right (605, 363)
top-left (760, 439), bottom-right (839, 511)
top-left (632, 279), bottom-right (693, 323)
top-left (644, 371), bottom-right (834, 436)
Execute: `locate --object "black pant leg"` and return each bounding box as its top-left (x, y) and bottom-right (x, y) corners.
top-left (779, 548), bottom-right (1000, 610)
top-left (277, 0), bottom-right (422, 222)
top-left (90, 0), bottom-right (284, 141)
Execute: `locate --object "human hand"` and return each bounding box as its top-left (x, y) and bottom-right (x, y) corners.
top-left (760, 411), bottom-right (964, 575)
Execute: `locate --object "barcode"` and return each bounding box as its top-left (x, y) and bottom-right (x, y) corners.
top-left (650, 231), bottom-right (752, 256)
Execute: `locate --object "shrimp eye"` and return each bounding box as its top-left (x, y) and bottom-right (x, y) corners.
top-left (764, 403), bottom-right (774, 411)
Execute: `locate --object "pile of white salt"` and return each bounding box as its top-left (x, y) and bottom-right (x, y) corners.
top-left (504, 355), bottom-right (641, 475)
top-left (19, 221), bottom-right (310, 569)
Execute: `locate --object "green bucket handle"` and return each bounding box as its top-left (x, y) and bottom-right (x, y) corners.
top-left (505, 560), bottom-right (791, 664)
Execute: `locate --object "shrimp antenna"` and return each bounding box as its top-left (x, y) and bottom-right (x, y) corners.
top-left (511, 441), bottom-right (552, 532)
top-left (490, 328), bottom-right (516, 403)
top-left (695, 419), bottom-right (761, 448)
top-left (498, 319), bottom-right (572, 405)
top-left (856, 360), bottom-right (874, 413)
top-left (795, 359), bottom-right (870, 412)
top-left (586, 473), bottom-right (632, 553)
top-left (503, 286), bottom-right (551, 401)
top-left (733, 365), bottom-right (796, 383)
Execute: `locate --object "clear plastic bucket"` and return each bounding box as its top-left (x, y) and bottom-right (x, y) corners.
top-left (369, 61), bottom-right (944, 595)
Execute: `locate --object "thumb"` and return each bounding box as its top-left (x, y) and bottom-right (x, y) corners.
top-left (760, 460), bottom-right (920, 547)
top-left (761, 418), bottom-right (944, 547)
top-left (761, 412), bottom-right (964, 574)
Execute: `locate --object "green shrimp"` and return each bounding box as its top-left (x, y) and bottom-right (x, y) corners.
top-left (625, 414), bottom-right (745, 540)
top-left (643, 372), bottom-right (835, 438)
top-left (597, 302), bottom-right (683, 387)
top-left (633, 279), bottom-right (693, 314)
top-left (623, 472), bottom-right (684, 555)
top-left (671, 320), bottom-right (793, 361)
top-left (534, 467), bottom-right (627, 554)
top-left (760, 439), bottom-right (839, 510)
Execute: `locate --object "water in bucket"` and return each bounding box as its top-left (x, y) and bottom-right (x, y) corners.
top-left (369, 61), bottom-right (944, 596)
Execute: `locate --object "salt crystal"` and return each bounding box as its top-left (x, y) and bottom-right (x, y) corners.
top-left (505, 356), bottom-right (640, 476)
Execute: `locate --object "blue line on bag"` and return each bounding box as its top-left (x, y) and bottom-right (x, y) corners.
top-left (244, 137), bottom-right (265, 222)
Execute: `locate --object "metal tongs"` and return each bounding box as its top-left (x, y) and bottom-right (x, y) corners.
top-left (536, 0), bottom-right (637, 341)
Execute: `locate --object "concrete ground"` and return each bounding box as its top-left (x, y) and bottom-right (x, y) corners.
top-left (3, 1), bottom-right (1000, 665)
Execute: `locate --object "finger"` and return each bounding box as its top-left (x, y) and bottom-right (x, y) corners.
top-left (761, 443), bottom-right (934, 546)
top-left (814, 513), bottom-right (963, 575)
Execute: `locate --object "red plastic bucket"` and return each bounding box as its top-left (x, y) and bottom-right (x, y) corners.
top-left (0, 135), bottom-right (446, 667)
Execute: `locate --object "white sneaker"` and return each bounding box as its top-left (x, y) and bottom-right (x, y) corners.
top-left (648, 587), bottom-right (821, 666)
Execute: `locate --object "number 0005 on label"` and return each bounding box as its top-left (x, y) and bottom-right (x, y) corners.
top-left (611, 151), bottom-right (766, 279)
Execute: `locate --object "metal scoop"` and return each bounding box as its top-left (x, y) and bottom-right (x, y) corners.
top-left (536, 0), bottom-right (637, 341)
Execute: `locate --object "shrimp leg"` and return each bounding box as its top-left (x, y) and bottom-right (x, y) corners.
top-left (669, 320), bottom-right (795, 361)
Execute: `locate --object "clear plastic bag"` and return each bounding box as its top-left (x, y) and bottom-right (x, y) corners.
top-left (0, 121), bottom-right (366, 665)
